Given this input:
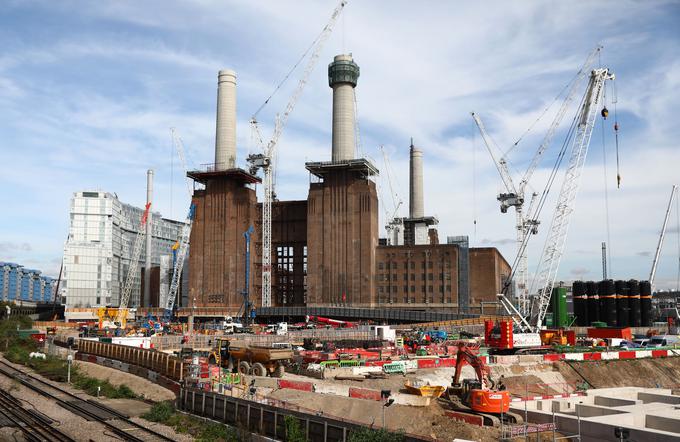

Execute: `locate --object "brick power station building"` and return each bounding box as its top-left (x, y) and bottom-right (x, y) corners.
top-left (185, 55), bottom-right (511, 319)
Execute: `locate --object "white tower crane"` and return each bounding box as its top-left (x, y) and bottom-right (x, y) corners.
top-left (115, 201), bottom-right (151, 325)
top-left (380, 145), bottom-right (404, 245)
top-left (165, 129), bottom-right (195, 314)
top-left (247, 0), bottom-right (347, 308)
top-left (649, 185), bottom-right (679, 292)
top-left (471, 46), bottom-right (602, 315)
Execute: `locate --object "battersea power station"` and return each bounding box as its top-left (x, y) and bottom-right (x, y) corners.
top-left (185, 54), bottom-right (511, 321)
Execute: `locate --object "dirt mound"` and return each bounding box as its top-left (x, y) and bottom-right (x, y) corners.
top-left (555, 356), bottom-right (680, 389)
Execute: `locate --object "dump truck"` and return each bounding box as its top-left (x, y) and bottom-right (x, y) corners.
top-left (209, 338), bottom-right (292, 378)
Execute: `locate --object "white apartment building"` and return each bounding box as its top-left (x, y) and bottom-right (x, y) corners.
top-left (61, 191), bottom-right (184, 308)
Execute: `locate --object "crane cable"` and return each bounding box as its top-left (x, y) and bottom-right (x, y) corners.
top-left (601, 86), bottom-right (613, 278)
top-left (612, 80), bottom-right (622, 188)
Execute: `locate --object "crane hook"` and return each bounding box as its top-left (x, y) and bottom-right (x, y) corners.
top-left (601, 107), bottom-right (609, 119)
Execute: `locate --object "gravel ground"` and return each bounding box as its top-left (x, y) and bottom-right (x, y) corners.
top-left (130, 416), bottom-right (194, 442)
top-left (0, 355), bottom-right (191, 441)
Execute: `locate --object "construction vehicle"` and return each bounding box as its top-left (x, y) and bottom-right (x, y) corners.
top-left (472, 46), bottom-right (602, 316)
top-left (208, 338), bottom-right (292, 378)
top-left (484, 65), bottom-right (615, 355)
top-left (247, 1), bottom-right (347, 309)
top-left (445, 343), bottom-right (522, 426)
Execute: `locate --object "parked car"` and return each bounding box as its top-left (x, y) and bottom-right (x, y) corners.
top-left (618, 340), bottom-right (641, 349)
top-left (633, 338), bottom-right (649, 347)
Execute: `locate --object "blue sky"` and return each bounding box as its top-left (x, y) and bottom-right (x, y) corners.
top-left (1, 1), bottom-right (679, 290)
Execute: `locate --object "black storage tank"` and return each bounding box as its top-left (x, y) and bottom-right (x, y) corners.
top-left (640, 280), bottom-right (653, 327)
top-left (615, 279), bottom-right (630, 327)
top-left (586, 280), bottom-right (600, 324)
top-left (628, 279), bottom-right (641, 327)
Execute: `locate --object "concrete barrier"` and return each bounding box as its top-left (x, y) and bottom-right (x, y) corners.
top-left (277, 379), bottom-right (313, 392)
top-left (348, 387), bottom-right (381, 401)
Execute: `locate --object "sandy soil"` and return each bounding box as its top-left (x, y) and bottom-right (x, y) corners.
top-left (267, 387), bottom-right (501, 441)
top-left (74, 359), bottom-right (176, 402)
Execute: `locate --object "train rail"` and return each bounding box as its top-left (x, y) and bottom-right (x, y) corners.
top-left (0, 358), bottom-right (175, 442)
top-left (0, 387), bottom-right (75, 442)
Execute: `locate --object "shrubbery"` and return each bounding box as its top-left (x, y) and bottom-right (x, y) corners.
top-left (142, 401), bottom-right (240, 441)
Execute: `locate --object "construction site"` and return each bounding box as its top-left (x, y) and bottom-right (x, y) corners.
top-left (2, 2), bottom-right (680, 442)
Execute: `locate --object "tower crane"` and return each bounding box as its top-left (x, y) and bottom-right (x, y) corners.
top-left (165, 129), bottom-right (196, 315)
top-left (471, 46), bottom-right (602, 315)
top-left (380, 145), bottom-right (404, 245)
top-left (247, 0), bottom-right (347, 308)
top-left (115, 201), bottom-right (152, 326)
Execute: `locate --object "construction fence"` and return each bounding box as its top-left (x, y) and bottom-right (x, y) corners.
top-left (178, 387), bottom-right (431, 442)
top-left (150, 329), bottom-right (374, 351)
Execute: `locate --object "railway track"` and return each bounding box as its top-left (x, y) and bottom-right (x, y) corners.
top-left (0, 387), bottom-right (75, 442)
top-left (0, 358), bottom-right (175, 442)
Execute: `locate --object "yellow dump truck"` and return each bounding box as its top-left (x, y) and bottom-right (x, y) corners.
top-left (209, 338), bottom-right (292, 378)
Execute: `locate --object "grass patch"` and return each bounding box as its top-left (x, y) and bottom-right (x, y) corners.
top-left (142, 401), bottom-right (241, 441)
top-left (348, 427), bottom-right (405, 442)
top-left (2, 335), bottom-right (137, 398)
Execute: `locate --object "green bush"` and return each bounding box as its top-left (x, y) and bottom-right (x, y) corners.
top-left (142, 401), bottom-right (175, 423)
top-left (284, 415), bottom-right (306, 442)
top-left (71, 374), bottom-right (138, 399)
top-left (348, 427), bottom-right (404, 442)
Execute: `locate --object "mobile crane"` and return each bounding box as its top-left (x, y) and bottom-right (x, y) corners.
top-left (472, 47), bottom-right (602, 316)
top-left (487, 66), bottom-right (615, 352)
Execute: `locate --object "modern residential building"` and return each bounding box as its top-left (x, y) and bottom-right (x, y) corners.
top-left (60, 191), bottom-right (184, 308)
top-left (0, 262), bottom-right (55, 302)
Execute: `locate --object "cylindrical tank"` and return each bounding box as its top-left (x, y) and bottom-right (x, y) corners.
top-left (215, 69), bottom-right (237, 170)
top-left (615, 280), bottom-right (629, 327)
top-left (328, 54), bottom-right (360, 162)
top-left (604, 279), bottom-right (616, 326)
top-left (628, 279), bottom-right (641, 327)
top-left (586, 280), bottom-right (599, 324)
top-left (640, 280), bottom-right (653, 327)
top-left (572, 281), bottom-right (586, 326)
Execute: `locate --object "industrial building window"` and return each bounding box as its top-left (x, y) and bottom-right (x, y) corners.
top-left (410, 285), bottom-right (415, 292)
top-left (421, 262), bottom-right (425, 269)
top-left (439, 286), bottom-right (444, 293)
top-left (392, 274), bottom-right (397, 281)
top-left (421, 274), bottom-right (425, 281)
top-left (403, 274), bottom-right (408, 281)
top-left (403, 285), bottom-right (408, 293)
top-left (410, 274), bottom-right (415, 281)
top-left (447, 297), bottom-right (452, 303)
top-left (403, 262), bottom-right (408, 270)
top-left (428, 273), bottom-right (433, 281)
top-left (379, 286), bottom-right (384, 293)
top-left (428, 286), bottom-right (433, 293)
top-left (428, 261), bottom-right (433, 269)
top-left (378, 262), bottom-right (384, 270)
top-left (276, 246), bottom-right (294, 305)
top-left (446, 285), bottom-right (451, 292)
top-left (421, 285), bottom-right (425, 292)
top-left (392, 262), bottom-right (397, 269)
top-left (410, 262), bottom-right (415, 270)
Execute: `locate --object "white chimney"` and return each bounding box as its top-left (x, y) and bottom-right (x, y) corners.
top-left (328, 54), bottom-right (360, 162)
top-left (409, 140), bottom-right (424, 218)
top-left (215, 69), bottom-right (237, 170)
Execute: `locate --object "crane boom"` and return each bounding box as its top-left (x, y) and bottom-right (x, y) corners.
top-left (471, 112), bottom-right (517, 197)
top-left (530, 68), bottom-right (614, 331)
top-left (165, 129), bottom-right (196, 312)
top-left (249, 0), bottom-right (346, 308)
top-left (649, 185), bottom-right (679, 290)
top-left (116, 202), bottom-right (151, 325)
top-left (517, 46), bottom-right (602, 195)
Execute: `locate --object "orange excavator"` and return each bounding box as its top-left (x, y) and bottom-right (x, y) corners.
top-left (445, 343), bottom-right (522, 426)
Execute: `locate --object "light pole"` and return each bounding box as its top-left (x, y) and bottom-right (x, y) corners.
top-left (67, 354), bottom-right (72, 384)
